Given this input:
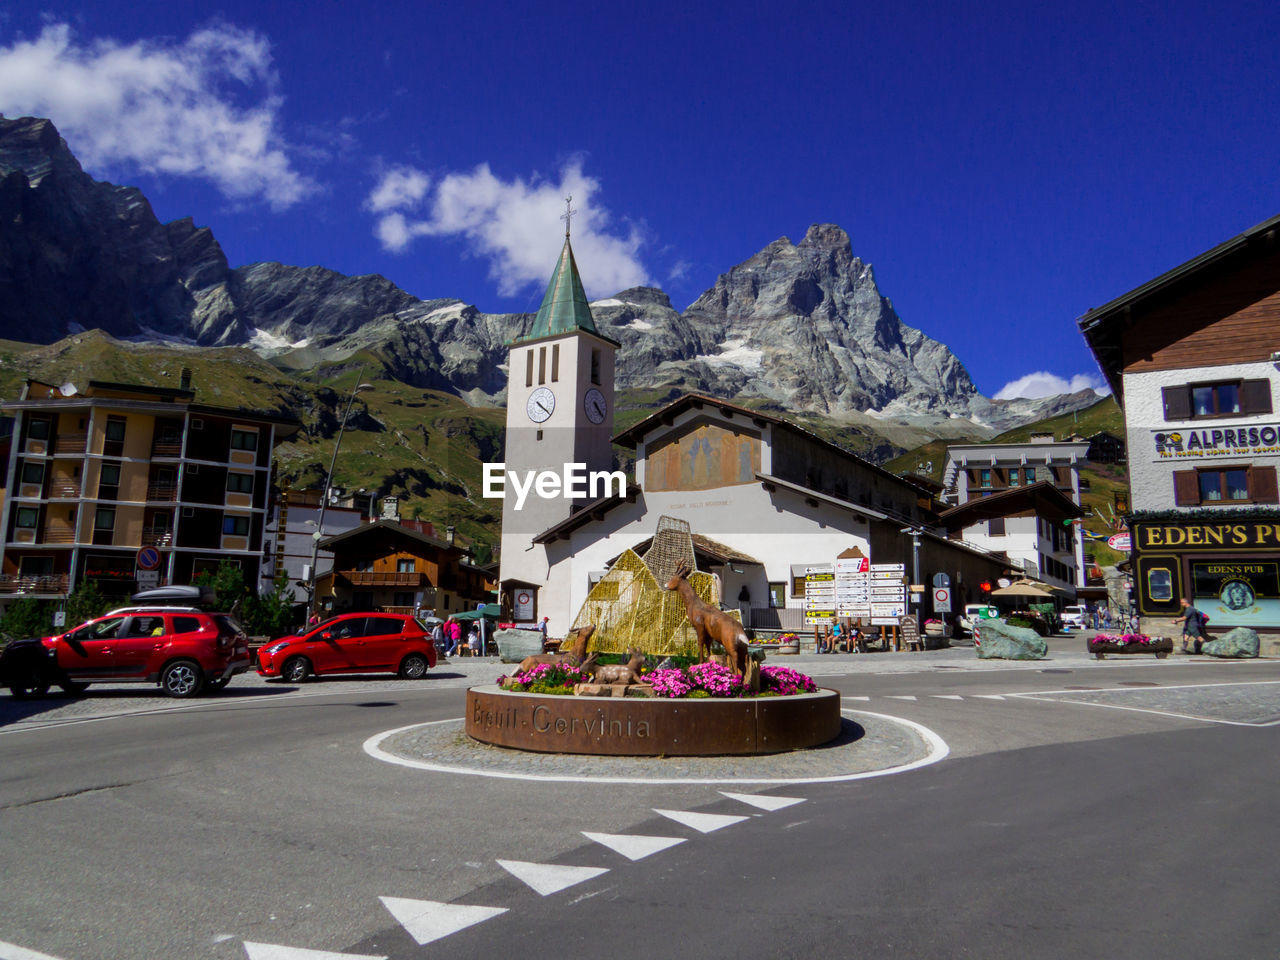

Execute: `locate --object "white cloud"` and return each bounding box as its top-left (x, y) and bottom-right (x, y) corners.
top-left (366, 160), bottom-right (649, 297)
top-left (0, 22), bottom-right (314, 209)
top-left (994, 370), bottom-right (1110, 400)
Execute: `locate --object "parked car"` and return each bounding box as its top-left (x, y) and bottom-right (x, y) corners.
top-left (1, 604), bottom-right (250, 699)
top-left (1060, 605), bottom-right (1088, 631)
top-left (257, 613), bottom-right (438, 682)
top-left (957, 603), bottom-right (999, 638)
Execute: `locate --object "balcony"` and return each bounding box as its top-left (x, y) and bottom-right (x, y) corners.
top-left (52, 434), bottom-right (87, 455)
top-left (0, 574), bottom-right (70, 595)
top-left (338, 571), bottom-right (431, 589)
top-left (151, 440), bottom-right (182, 457)
top-left (142, 530), bottom-right (173, 547)
top-left (146, 483), bottom-right (179, 502)
top-left (40, 526), bottom-right (78, 544)
top-left (48, 479), bottom-right (82, 499)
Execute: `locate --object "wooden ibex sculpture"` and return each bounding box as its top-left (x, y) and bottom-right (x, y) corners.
top-left (665, 562), bottom-right (751, 679)
top-left (587, 646), bottom-right (647, 685)
top-left (515, 623), bottom-right (596, 675)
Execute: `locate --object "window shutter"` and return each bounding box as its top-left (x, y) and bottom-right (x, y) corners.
top-left (1173, 470), bottom-right (1199, 505)
top-left (1162, 386), bottom-right (1191, 420)
top-left (1240, 379), bottom-right (1274, 415)
top-left (1250, 466), bottom-right (1279, 504)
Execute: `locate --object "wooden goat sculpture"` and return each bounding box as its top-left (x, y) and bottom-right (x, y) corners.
top-left (587, 646), bottom-right (647, 685)
top-left (515, 623), bottom-right (596, 675)
top-left (665, 562), bottom-right (751, 679)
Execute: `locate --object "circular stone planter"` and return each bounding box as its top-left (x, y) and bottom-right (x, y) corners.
top-left (466, 687), bottom-right (843, 757)
top-left (1088, 637), bottom-right (1174, 660)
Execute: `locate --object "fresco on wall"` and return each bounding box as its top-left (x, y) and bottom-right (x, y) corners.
top-left (645, 421), bottom-right (761, 492)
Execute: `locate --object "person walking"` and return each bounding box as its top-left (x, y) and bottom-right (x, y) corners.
top-left (1172, 597), bottom-right (1208, 654)
top-left (431, 621), bottom-right (445, 657)
top-left (467, 624), bottom-right (481, 656)
top-left (444, 619), bottom-right (461, 657)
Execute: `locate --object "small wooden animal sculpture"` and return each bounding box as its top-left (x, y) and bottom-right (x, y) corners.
top-left (515, 623), bottom-right (596, 675)
top-left (587, 647), bottom-right (647, 685)
top-left (664, 562), bottom-right (751, 679)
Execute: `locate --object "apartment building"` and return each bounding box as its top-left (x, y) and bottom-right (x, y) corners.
top-left (0, 378), bottom-right (299, 604)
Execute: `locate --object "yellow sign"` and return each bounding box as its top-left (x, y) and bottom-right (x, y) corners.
top-left (1136, 521), bottom-right (1280, 551)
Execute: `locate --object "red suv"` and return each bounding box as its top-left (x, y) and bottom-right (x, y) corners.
top-left (257, 613), bottom-right (437, 682)
top-left (2, 608), bottom-right (250, 699)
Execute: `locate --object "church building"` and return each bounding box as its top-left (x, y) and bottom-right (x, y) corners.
top-left (497, 219), bottom-right (1008, 634)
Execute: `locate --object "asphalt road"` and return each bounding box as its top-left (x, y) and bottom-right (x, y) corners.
top-left (1, 643), bottom-right (1277, 960)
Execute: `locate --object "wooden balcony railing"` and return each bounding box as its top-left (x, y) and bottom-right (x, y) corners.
top-left (142, 531), bottom-right (173, 547)
top-left (41, 526), bottom-right (78, 544)
top-left (0, 574), bottom-right (70, 594)
top-left (52, 434), bottom-right (87, 455)
top-left (48, 480), bottom-right (81, 498)
top-left (338, 571), bottom-right (430, 589)
top-left (146, 483), bottom-right (179, 502)
top-left (151, 440), bottom-right (182, 457)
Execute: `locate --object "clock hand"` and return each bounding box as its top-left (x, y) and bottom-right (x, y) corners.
top-left (537, 402), bottom-right (551, 415)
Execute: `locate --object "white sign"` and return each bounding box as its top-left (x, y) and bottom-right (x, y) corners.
top-left (514, 590), bottom-right (534, 619)
top-left (804, 564), bottom-right (835, 625)
top-left (135, 570), bottom-right (160, 588)
top-left (53, 611), bottom-right (66, 627)
top-left (1107, 533), bottom-right (1131, 551)
top-left (933, 587), bottom-right (951, 613)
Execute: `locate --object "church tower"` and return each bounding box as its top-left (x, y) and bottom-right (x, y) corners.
top-left (498, 200), bottom-right (618, 625)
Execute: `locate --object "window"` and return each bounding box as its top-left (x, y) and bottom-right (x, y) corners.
top-left (590, 349), bottom-right (601, 385)
top-left (988, 517), bottom-right (1006, 536)
top-left (226, 472), bottom-right (254, 493)
top-left (397, 558), bottom-right (417, 573)
top-left (1174, 466), bottom-right (1279, 506)
top-left (538, 347), bottom-right (546, 385)
top-left (15, 506), bottom-right (39, 528)
top-left (525, 350), bottom-right (534, 388)
top-left (1009, 470), bottom-right (1020, 487)
top-left (1163, 379), bottom-right (1272, 420)
top-left (1147, 568), bottom-right (1174, 602)
top-left (791, 576), bottom-right (806, 598)
top-left (551, 344), bottom-right (560, 382)
top-left (94, 508), bottom-right (116, 531)
top-left (768, 582), bottom-right (786, 608)
top-left (173, 616), bottom-right (201, 634)
top-left (99, 462), bottom-right (122, 487)
top-left (355, 558), bottom-right (374, 572)
top-left (393, 592), bottom-right (414, 608)
top-left (222, 515), bottom-right (250, 536)
top-left (1024, 466), bottom-right (1037, 483)
top-left (27, 417), bottom-right (51, 441)
top-left (979, 469), bottom-right (991, 488)
top-left (104, 417), bottom-right (126, 442)
top-left (21, 462), bottom-right (44, 484)
top-left (230, 429), bottom-right (258, 451)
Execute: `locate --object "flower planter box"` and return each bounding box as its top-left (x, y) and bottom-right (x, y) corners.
top-left (749, 640), bottom-right (800, 655)
top-left (1087, 636), bottom-right (1173, 660)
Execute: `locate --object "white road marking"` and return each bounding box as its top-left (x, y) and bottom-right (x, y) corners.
top-left (1014, 681), bottom-right (1280, 727)
top-left (720, 791), bottom-right (806, 811)
top-left (886, 695), bottom-right (918, 701)
top-left (842, 695), bottom-right (871, 701)
top-left (365, 710), bottom-right (952, 784)
top-left (972, 695), bottom-right (1006, 700)
top-left (495, 859), bottom-right (609, 896)
top-left (653, 808), bottom-right (749, 833)
top-left (581, 831), bottom-right (686, 860)
top-left (243, 942), bottom-right (386, 960)
top-left (378, 897), bottom-right (507, 946)
top-left (931, 695), bottom-right (965, 700)
top-left (0, 940), bottom-right (67, 960)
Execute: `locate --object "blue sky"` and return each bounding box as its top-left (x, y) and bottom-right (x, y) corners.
top-left (2, 1), bottom-right (1279, 400)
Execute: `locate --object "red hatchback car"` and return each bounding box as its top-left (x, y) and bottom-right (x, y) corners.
top-left (257, 613), bottom-right (437, 682)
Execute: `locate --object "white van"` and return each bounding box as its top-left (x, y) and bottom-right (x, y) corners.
top-left (1060, 605), bottom-right (1088, 631)
top-left (957, 603), bottom-right (999, 638)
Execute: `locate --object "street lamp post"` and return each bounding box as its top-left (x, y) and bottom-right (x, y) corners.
top-left (307, 371), bottom-right (373, 618)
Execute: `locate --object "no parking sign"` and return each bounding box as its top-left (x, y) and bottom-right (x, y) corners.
top-left (933, 587), bottom-right (951, 613)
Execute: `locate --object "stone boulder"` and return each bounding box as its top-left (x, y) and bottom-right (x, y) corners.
top-left (1202, 627), bottom-right (1260, 659)
top-left (975, 619), bottom-right (1048, 660)
top-left (494, 628), bottom-right (544, 663)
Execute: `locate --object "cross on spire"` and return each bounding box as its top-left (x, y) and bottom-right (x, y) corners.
top-left (561, 195), bottom-right (576, 237)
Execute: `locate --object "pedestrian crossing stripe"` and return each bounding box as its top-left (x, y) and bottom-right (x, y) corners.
top-left (378, 897), bottom-right (507, 946)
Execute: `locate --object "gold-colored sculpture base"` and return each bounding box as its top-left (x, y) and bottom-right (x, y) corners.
top-left (466, 687), bottom-right (842, 757)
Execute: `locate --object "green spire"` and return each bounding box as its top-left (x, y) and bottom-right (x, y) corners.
top-left (521, 200), bottom-right (598, 341)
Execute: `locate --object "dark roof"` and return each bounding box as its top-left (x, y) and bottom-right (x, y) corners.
top-left (938, 480), bottom-right (1084, 529)
top-left (319, 518), bottom-right (459, 552)
top-left (88, 380), bottom-right (194, 401)
top-left (1077, 211), bottom-right (1280, 398)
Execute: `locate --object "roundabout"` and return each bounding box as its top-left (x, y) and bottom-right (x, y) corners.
top-left (363, 704), bottom-right (950, 784)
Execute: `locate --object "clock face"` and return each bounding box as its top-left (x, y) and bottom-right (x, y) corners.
top-left (584, 388), bottom-right (608, 424)
top-left (526, 387), bottom-right (555, 423)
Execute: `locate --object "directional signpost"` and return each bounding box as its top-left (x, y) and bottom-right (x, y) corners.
top-left (804, 565), bottom-right (836, 626)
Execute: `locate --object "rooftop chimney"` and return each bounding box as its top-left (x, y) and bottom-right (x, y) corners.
top-left (180, 367), bottom-right (193, 391)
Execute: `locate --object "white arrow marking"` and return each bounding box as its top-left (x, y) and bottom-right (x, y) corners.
top-left (719, 791), bottom-right (807, 811)
top-left (886, 695), bottom-right (918, 701)
top-left (973, 694), bottom-right (1006, 700)
top-left (0, 940), bottom-right (68, 960)
top-left (243, 943), bottom-right (386, 960)
top-left (581, 831), bottom-right (686, 860)
top-left (931, 695), bottom-right (965, 701)
top-left (378, 898), bottom-right (507, 946)
top-left (496, 859), bottom-right (609, 896)
top-left (653, 808), bottom-right (749, 833)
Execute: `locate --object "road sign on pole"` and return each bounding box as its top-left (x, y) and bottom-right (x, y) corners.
top-left (933, 587), bottom-right (952, 613)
